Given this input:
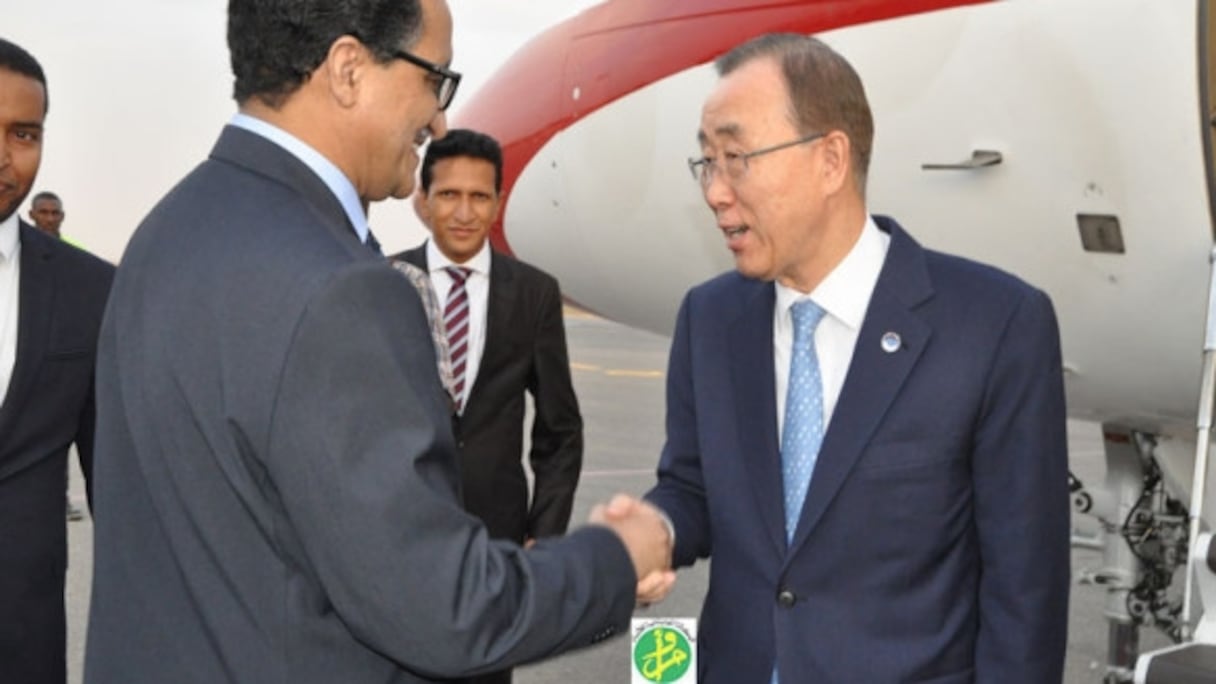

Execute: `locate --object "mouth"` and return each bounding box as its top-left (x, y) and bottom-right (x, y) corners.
top-left (721, 225), bottom-right (749, 250)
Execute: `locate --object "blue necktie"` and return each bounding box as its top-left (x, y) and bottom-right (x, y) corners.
top-left (781, 299), bottom-right (827, 542)
top-left (773, 299), bottom-right (828, 684)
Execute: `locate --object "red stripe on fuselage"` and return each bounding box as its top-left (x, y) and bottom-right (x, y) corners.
top-left (454, 0), bottom-right (990, 256)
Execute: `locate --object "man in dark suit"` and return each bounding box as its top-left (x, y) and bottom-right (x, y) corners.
top-left (84, 2), bottom-right (672, 683)
top-left (396, 129), bottom-right (583, 684)
top-left (0, 38), bottom-right (114, 684)
top-left (642, 33), bottom-right (1070, 682)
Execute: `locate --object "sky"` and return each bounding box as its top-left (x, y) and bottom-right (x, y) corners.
top-left (5, 0), bottom-right (604, 261)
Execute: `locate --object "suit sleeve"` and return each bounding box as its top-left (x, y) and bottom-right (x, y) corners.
top-left (75, 259), bottom-right (114, 511)
top-left (524, 275), bottom-right (583, 539)
top-left (645, 292), bottom-right (712, 567)
top-left (265, 264), bottom-right (635, 677)
top-left (972, 288), bottom-right (1070, 683)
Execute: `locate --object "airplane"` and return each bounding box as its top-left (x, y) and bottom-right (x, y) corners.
top-left (452, 0), bottom-right (1216, 681)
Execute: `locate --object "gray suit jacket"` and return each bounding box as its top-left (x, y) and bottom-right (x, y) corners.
top-left (84, 125), bottom-right (634, 684)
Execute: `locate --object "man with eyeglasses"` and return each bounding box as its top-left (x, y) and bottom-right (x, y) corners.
top-left (639, 32), bottom-right (1070, 683)
top-left (84, 2), bottom-right (672, 683)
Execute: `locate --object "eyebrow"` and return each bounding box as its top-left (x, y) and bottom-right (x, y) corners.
top-left (696, 123), bottom-right (743, 146)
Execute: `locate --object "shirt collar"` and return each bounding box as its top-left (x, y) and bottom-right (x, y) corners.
top-left (775, 214), bottom-right (891, 330)
top-left (0, 212), bottom-right (19, 263)
top-left (425, 238), bottom-right (492, 277)
top-left (228, 113), bottom-right (369, 243)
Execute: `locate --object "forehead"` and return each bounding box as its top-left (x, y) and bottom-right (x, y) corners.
top-left (0, 68), bottom-right (47, 123)
top-left (414, 0), bottom-right (454, 64)
top-left (429, 156), bottom-right (496, 187)
top-left (700, 57), bottom-right (792, 144)
top-left (33, 197), bottom-right (61, 209)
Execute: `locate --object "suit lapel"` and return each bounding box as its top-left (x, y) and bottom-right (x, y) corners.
top-left (788, 220), bottom-right (935, 553)
top-left (0, 223), bottom-right (53, 425)
top-left (727, 282), bottom-right (786, 555)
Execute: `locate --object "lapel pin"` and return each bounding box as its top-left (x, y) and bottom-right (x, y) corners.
top-left (881, 332), bottom-right (901, 353)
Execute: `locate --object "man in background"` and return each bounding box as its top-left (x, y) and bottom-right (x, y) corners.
top-left (396, 129), bottom-right (583, 684)
top-left (84, 2), bottom-right (671, 683)
top-left (28, 190), bottom-right (62, 238)
top-left (644, 33), bottom-right (1070, 682)
top-left (0, 37), bottom-right (114, 684)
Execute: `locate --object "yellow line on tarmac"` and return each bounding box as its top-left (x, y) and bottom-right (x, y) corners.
top-left (604, 369), bottom-right (664, 379)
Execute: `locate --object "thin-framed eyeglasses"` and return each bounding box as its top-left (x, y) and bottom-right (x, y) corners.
top-left (393, 49), bottom-right (462, 111)
top-left (687, 132), bottom-right (826, 187)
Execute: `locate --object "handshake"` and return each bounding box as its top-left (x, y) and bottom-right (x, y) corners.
top-left (589, 494), bottom-right (677, 606)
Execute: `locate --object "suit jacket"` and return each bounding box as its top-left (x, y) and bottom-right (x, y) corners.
top-left (84, 125), bottom-right (634, 684)
top-left (646, 216), bottom-right (1070, 683)
top-left (395, 246), bottom-right (582, 543)
top-left (0, 222), bottom-right (113, 684)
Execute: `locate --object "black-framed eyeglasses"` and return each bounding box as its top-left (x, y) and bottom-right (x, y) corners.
top-left (393, 49), bottom-right (462, 111)
top-left (687, 132), bottom-right (826, 187)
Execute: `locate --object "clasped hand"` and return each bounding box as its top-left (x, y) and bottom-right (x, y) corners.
top-left (589, 494), bottom-right (677, 606)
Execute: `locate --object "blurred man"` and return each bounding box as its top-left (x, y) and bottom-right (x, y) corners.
top-left (0, 37), bottom-right (114, 684)
top-left (644, 33), bottom-right (1070, 683)
top-left (396, 129), bottom-right (583, 684)
top-left (27, 190), bottom-right (62, 238)
top-left (84, 2), bottom-right (671, 683)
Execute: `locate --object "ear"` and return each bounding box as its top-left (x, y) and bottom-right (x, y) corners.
top-left (322, 35), bottom-right (368, 108)
top-left (819, 130), bottom-right (853, 196)
top-left (413, 189), bottom-right (434, 229)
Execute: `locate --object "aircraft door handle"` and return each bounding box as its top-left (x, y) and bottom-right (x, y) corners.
top-left (921, 149), bottom-right (1002, 171)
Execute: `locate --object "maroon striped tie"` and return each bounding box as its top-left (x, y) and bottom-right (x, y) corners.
top-left (443, 267), bottom-right (472, 411)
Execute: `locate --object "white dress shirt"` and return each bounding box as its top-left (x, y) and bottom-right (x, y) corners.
top-left (0, 212), bottom-right (21, 409)
top-left (426, 239), bottom-right (492, 411)
top-left (774, 215), bottom-right (890, 441)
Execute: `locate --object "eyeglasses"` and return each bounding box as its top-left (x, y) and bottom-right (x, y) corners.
top-left (687, 132), bottom-right (826, 187)
top-left (393, 49), bottom-right (462, 111)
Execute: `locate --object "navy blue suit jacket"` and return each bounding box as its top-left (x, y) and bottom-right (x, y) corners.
top-left (647, 216), bottom-right (1070, 683)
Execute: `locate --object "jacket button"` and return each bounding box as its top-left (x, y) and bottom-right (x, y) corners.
top-left (777, 589), bottom-right (796, 608)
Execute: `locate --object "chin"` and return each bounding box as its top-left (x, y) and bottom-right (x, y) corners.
top-left (733, 256), bottom-right (769, 281)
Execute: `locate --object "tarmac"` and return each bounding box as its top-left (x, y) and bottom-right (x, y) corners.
top-left (64, 308), bottom-right (1176, 683)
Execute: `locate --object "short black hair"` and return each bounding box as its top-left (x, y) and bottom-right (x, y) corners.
top-left (420, 129), bottom-right (503, 194)
top-left (0, 37), bottom-right (48, 114)
top-left (32, 190), bottom-right (61, 205)
top-left (227, 0), bottom-right (424, 108)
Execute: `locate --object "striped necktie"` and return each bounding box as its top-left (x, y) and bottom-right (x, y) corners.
top-left (444, 266), bottom-right (472, 411)
top-left (364, 229), bottom-right (382, 255)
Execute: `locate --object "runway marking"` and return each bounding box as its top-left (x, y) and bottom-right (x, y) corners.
top-left (570, 362), bottom-right (664, 379)
top-left (562, 305), bottom-right (599, 320)
top-left (605, 369), bottom-right (664, 378)
top-left (581, 468), bottom-right (656, 478)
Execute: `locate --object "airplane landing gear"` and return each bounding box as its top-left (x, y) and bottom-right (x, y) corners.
top-left (1072, 425), bottom-right (1189, 683)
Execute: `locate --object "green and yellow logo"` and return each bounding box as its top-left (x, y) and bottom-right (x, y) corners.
top-left (632, 624), bottom-right (692, 682)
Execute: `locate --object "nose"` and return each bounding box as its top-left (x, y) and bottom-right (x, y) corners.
top-left (702, 168), bottom-right (735, 211)
top-left (454, 196), bottom-right (474, 222)
top-left (428, 109), bottom-right (449, 142)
